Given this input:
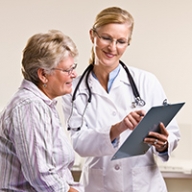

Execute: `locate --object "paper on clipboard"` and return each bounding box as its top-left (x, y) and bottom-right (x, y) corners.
top-left (111, 102), bottom-right (185, 160)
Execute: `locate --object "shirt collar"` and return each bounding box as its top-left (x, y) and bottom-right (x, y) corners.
top-left (20, 79), bottom-right (57, 107)
top-left (107, 65), bottom-right (120, 91)
top-left (92, 65), bottom-right (121, 91)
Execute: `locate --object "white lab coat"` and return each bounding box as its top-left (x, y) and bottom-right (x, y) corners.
top-left (62, 64), bottom-right (180, 192)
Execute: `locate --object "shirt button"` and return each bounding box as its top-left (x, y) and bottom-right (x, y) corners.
top-left (115, 164), bottom-right (120, 170)
top-left (112, 111), bottom-right (116, 116)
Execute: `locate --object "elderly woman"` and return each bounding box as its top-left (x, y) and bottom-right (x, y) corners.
top-left (0, 30), bottom-right (83, 192)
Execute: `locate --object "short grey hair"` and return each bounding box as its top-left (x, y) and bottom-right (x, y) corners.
top-left (21, 30), bottom-right (78, 85)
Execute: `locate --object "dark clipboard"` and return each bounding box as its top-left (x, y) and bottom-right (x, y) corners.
top-left (111, 102), bottom-right (185, 160)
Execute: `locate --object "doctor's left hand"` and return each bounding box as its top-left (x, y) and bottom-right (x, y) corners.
top-left (144, 122), bottom-right (169, 152)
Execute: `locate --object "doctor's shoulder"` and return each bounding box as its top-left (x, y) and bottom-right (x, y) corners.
top-left (128, 66), bottom-right (161, 85)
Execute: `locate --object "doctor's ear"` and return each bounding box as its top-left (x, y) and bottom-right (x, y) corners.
top-left (89, 29), bottom-right (95, 43)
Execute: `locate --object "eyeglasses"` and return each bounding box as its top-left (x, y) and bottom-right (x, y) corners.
top-left (93, 29), bottom-right (129, 48)
top-left (52, 63), bottom-right (77, 75)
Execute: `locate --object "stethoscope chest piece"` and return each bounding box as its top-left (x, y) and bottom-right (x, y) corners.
top-left (132, 97), bottom-right (146, 108)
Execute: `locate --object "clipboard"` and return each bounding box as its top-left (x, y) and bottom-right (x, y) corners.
top-left (111, 102), bottom-right (185, 160)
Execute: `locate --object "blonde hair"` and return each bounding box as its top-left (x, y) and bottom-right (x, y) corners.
top-left (89, 7), bottom-right (134, 64)
top-left (22, 30), bottom-right (78, 85)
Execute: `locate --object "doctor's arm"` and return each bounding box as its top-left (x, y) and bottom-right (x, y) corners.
top-left (143, 74), bottom-right (180, 160)
top-left (62, 94), bottom-right (120, 157)
top-left (62, 94), bottom-right (146, 157)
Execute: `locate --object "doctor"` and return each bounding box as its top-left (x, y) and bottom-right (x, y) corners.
top-left (62, 6), bottom-right (180, 192)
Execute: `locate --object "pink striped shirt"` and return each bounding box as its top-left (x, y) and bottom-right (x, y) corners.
top-left (0, 79), bottom-right (82, 191)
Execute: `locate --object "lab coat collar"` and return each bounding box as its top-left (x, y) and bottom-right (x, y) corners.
top-left (75, 64), bottom-right (131, 95)
top-left (112, 64), bottom-right (131, 86)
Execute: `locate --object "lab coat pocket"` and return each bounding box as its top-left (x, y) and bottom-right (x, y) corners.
top-left (81, 167), bottom-right (103, 192)
top-left (132, 165), bottom-right (167, 192)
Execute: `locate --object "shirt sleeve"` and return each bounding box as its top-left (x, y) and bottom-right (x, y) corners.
top-left (12, 100), bottom-right (70, 192)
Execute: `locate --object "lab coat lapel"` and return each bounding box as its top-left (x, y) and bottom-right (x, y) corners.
top-left (111, 64), bottom-right (130, 89)
top-left (77, 64), bottom-right (130, 98)
top-left (88, 73), bottom-right (110, 97)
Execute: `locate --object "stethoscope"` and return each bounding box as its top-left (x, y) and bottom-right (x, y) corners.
top-left (67, 60), bottom-right (146, 131)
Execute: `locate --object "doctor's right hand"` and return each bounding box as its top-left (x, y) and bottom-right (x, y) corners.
top-left (122, 110), bottom-right (145, 130)
top-left (110, 110), bottom-right (145, 141)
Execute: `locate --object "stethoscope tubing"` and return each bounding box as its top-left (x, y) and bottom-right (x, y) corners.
top-left (67, 60), bottom-right (145, 131)
top-left (119, 60), bottom-right (141, 99)
top-left (72, 64), bottom-right (93, 102)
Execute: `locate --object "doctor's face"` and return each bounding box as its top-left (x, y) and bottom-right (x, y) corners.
top-left (90, 23), bottom-right (132, 70)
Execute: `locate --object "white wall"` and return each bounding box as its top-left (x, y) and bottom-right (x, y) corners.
top-left (1, 0), bottom-right (191, 122)
top-left (1, 1), bottom-right (191, 123)
top-left (1, 1), bottom-right (192, 191)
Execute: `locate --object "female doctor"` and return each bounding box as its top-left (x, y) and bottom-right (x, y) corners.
top-left (62, 6), bottom-right (180, 192)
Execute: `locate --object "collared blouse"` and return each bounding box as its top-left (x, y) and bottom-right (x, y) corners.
top-left (0, 79), bottom-right (78, 191)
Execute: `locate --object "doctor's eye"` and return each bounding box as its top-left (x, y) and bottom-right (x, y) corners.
top-left (117, 39), bottom-right (127, 45)
top-left (101, 36), bottom-right (112, 41)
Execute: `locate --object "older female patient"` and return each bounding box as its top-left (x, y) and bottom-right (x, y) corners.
top-left (0, 30), bottom-right (83, 192)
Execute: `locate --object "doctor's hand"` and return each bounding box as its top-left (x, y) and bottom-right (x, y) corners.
top-left (110, 110), bottom-right (145, 141)
top-left (144, 122), bottom-right (169, 152)
top-left (122, 110), bottom-right (145, 131)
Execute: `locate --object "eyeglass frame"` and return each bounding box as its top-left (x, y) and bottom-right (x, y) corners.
top-left (52, 63), bottom-right (77, 75)
top-left (92, 28), bottom-right (130, 48)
